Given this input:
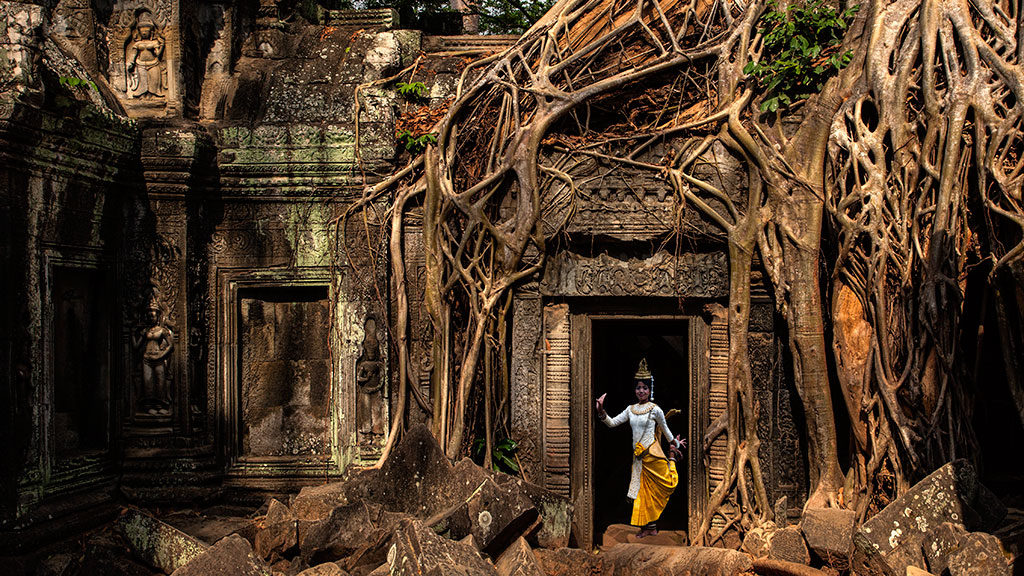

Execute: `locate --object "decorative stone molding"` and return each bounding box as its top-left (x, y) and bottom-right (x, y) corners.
top-left (541, 251), bottom-right (728, 298)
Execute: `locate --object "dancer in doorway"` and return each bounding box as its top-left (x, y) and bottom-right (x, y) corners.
top-left (596, 358), bottom-right (686, 538)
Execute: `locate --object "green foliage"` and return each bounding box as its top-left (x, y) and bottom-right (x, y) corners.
top-left (59, 76), bottom-right (98, 91)
top-left (472, 436), bottom-right (520, 474)
top-left (478, 0), bottom-right (554, 35)
top-left (396, 129), bottom-right (437, 153)
top-left (743, 0), bottom-right (859, 112)
top-left (396, 81), bottom-right (429, 101)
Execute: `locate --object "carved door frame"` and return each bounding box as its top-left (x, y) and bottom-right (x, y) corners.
top-left (217, 267), bottom-right (343, 479)
top-left (40, 249), bottom-right (119, 498)
top-left (544, 304), bottom-right (713, 549)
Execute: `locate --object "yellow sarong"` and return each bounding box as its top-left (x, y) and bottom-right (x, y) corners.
top-left (630, 451), bottom-right (679, 526)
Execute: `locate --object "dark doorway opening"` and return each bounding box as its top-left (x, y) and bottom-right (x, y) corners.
top-left (592, 318), bottom-right (690, 536)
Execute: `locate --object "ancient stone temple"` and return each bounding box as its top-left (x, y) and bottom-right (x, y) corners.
top-left (1, 0), bottom-right (810, 554)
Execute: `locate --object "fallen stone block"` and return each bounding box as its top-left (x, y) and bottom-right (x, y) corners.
top-left (291, 483), bottom-right (350, 523)
top-left (921, 521), bottom-right (967, 575)
top-left (599, 543), bottom-right (752, 576)
top-left (296, 562), bottom-right (348, 576)
top-left (601, 523), bottom-right (688, 548)
top-left (495, 537), bottom-right (545, 576)
top-left (948, 532), bottom-right (1011, 576)
top-left (742, 521), bottom-right (777, 558)
top-left (78, 527), bottom-right (156, 576)
top-left (437, 476), bottom-right (539, 558)
top-left (853, 461), bottom-right (1006, 576)
top-left (119, 507), bottom-right (209, 574)
top-left (255, 499), bottom-right (298, 561)
top-left (750, 558), bottom-right (833, 576)
top-left (493, 467), bottom-right (573, 549)
top-left (768, 526), bottom-right (811, 566)
top-left (801, 507), bottom-right (856, 569)
top-left (387, 518), bottom-right (497, 576)
top-left (298, 501), bottom-right (398, 571)
top-left (905, 567), bottom-right (935, 576)
top-left (169, 534), bottom-right (271, 576)
top-left (532, 547), bottom-right (604, 576)
top-left (360, 424), bottom-right (456, 518)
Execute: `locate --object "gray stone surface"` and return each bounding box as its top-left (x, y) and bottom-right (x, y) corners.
top-left (170, 534), bottom-right (271, 576)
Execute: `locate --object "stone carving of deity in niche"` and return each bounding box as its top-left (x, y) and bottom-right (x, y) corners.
top-left (132, 296), bottom-right (174, 416)
top-left (356, 316), bottom-right (386, 449)
top-left (124, 9), bottom-right (165, 98)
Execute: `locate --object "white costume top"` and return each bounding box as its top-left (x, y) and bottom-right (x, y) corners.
top-left (600, 402), bottom-right (677, 499)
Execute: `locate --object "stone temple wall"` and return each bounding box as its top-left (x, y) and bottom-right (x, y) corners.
top-left (0, 0), bottom-right (808, 551)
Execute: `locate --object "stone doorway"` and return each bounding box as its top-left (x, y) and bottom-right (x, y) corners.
top-left (551, 305), bottom-right (712, 549)
top-left (591, 318), bottom-right (690, 538)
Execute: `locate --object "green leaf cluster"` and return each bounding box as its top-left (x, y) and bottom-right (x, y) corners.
top-left (743, 0), bottom-right (858, 112)
top-left (396, 81), bottom-right (429, 101)
top-left (396, 129), bottom-right (437, 153)
top-left (472, 437), bottom-right (520, 474)
top-left (59, 76), bottom-right (98, 91)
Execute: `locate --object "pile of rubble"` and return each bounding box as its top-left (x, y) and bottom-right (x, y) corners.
top-left (32, 427), bottom-right (1023, 576)
top-left (739, 460), bottom-right (1022, 576)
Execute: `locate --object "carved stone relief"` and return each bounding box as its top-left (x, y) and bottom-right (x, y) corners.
top-left (541, 251), bottom-right (728, 298)
top-left (132, 294), bottom-right (175, 417)
top-left (356, 316), bottom-right (386, 458)
top-left (108, 0), bottom-right (175, 115)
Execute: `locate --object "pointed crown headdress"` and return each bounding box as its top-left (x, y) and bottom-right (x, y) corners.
top-left (634, 358), bottom-right (652, 380)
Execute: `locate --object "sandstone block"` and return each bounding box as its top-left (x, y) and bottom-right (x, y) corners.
top-left (769, 526), bottom-right (811, 565)
top-left (494, 537), bottom-right (545, 576)
top-left (948, 532), bottom-right (1011, 576)
top-left (386, 518), bottom-right (497, 576)
top-left (119, 507), bottom-right (209, 574)
top-left (801, 507), bottom-right (856, 569)
top-left (170, 534), bottom-right (271, 576)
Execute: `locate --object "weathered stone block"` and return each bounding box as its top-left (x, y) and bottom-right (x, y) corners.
top-left (600, 544), bottom-right (753, 575)
top-left (742, 521), bottom-right (777, 558)
top-left (494, 537), bottom-right (545, 576)
top-left (495, 470), bottom-right (573, 549)
top-left (442, 476), bottom-right (539, 558)
top-left (255, 499), bottom-right (298, 560)
top-left (601, 523), bottom-right (688, 547)
top-left (948, 532), bottom-right (1011, 576)
top-left (359, 424), bottom-right (455, 518)
top-left (769, 526), bottom-right (811, 565)
top-left (853, 461), bottom-right (1003, 576)
top-left (532, 548), bottom-right (603, 576)
top-left (170, 534), bottom-right (271, 576)
top-left (298, 501), bottom-right (397, 571)
top-left (801, 507), bottom-right (856, 569)
top-left (119, 507), bottom-right (209, 574)
top-left (905, 567), bottom-right (935, 576)
top-left (922, 522), bottom-right (967, 575)
top-left (386, 518), bottom-right (497, 576)
top-left (296, 562), bottom-right (348, 576)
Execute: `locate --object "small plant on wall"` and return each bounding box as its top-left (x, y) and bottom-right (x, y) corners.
top-left (743, 0), bottom-right (859, 112)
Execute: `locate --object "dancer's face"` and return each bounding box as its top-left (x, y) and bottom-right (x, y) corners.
top-left (635, 380), bottom-right (650, 403)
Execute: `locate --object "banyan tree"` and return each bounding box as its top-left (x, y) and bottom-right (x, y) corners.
top-left (344, 0), bottom-right (1024, 543)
